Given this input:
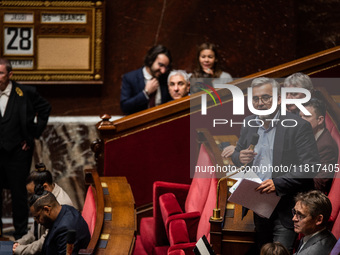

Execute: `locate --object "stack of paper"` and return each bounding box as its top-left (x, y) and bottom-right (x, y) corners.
top-left (228, 178), bottom-right (281, 219)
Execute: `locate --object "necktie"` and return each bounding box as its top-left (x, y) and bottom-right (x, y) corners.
top-left (149, 91), bottom-right (156, 108)
top-left (296, 238), bottom-right (304, 254)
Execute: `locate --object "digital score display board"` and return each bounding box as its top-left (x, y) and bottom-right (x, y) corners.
top-left (0, 1), bottom-right (105, 84)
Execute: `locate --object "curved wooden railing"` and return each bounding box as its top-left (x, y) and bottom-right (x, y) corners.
top-left (80, 169), bottom-right (136, 255)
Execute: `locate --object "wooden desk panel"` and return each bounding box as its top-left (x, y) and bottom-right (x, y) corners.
top-left (95, 177), bottom-right (136, 255)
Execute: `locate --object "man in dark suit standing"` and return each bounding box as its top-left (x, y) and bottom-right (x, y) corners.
top-left (29, 191), bottom-right (90, 255)
top-left (0, 58), bottom-right (51, 239)
top-left (299, 98), bottom-right (339, 194)
top-left (292, 190), bottom-right (337, 255)
top-left (231, 77), bottom-right (320, 254)
top-left (120, 45), bottom-right (172, 115)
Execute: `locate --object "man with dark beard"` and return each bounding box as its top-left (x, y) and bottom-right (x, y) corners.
top-left (120, 45), bottom-right (172, 115)
top-left (231, 77), bottom-right (320, 254)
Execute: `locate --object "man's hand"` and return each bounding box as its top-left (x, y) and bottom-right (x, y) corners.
top-left (221, 145), bottom-right (236, 158)
top-left (21, 141), bottom-right (30, 151)
top-left (145, 78), bottom-right (159, 95)
top-left (239, 148), bottom-right (257, 164)
top-left (256, 179), bottom-right (276, 194)
top-left (13, 242), bottom-right (19, 252)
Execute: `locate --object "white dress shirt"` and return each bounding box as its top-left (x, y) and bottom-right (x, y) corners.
top-left (0, 81), bottom-right (12, 116)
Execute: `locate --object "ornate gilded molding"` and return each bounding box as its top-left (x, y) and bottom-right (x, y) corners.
top-left (13, 74), bottom-right (94, 81)
top-left (0, 1), bottom-right (44, 7)
top-left (95, 9), bottom-right (102, 71)
top-left (48, 1), bottom-right (94, 7)
top-left (12, 75), bottom-right (44, 81)
top-left (0, 1), bottom-right (99, 7)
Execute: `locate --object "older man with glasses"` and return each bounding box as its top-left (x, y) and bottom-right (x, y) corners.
top-left (231, 77), bottom-right (320, 254)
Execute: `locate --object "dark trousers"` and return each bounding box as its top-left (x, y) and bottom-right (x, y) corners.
top-left (254, 212), bottom-right (297, 254)
top-left (0, 145), bottom-right (32, 239)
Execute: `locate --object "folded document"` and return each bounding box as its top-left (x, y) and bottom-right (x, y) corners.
top-left (228, 178), bottom-right (281, 218)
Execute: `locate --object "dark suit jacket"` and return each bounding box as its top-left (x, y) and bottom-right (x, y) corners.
top-left (231, 112), bottom-right (320, 228)
top-left (330, 237), bottom-right (340, 255)
top-left (42, 205), bottom-right (91, 255)
top-left (0, 81), bottom-right (51, 151)
top-left (294, 229), bottom-right (337, 255)
top-left (120, 67), bottom-right (171, 115)
top-left (314, 128), bottom-right (339, 193)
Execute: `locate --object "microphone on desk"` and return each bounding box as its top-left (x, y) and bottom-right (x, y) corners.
top-left (66, 230), bottom-right (76, 255)
top-left (211, 133), bottom-right (260, 220)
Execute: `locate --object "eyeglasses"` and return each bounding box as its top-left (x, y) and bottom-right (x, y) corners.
top-left (292, 208), bottom-right (307, 221)
top-left (252, 95), bottom-right (272, 104)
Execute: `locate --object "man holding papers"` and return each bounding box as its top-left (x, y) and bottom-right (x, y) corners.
top-left (231, 77), bottom-right (320, 254)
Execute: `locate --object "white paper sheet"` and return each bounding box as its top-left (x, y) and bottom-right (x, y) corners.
top-left (228, 178), bottom-right (281, 218)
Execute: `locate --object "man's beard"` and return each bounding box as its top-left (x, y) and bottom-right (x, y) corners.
top-left (41, 215), bottom-right (54, 229)
top-left (150, 67), bottom-right (161, 78)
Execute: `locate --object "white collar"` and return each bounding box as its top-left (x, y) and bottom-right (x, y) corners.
top-left (315, 128), bottom-right (324, 141)
top-left (1, 81), bottom-right (12, 96)
top-left (142, 66), bottom-right (153, 80)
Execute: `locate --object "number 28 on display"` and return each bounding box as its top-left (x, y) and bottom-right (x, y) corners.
top-left (4, 27), bottom-right (33, 55)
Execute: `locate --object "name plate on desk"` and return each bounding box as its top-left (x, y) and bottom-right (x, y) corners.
top-left (0, 0), bottom-right (105, 84)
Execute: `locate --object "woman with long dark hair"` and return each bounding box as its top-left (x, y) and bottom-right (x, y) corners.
top-left (192, 42), bottom-right (232, 81)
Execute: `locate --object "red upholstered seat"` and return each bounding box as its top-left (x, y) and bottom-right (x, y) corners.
top-left (135, 144), bottom-right (217, 255)
top-left (325, 114), bottom-right (340, 162)
top-left (133, 235), bottom-right (149, 255)
top-left (139, 217), bottom-right (157, 254)
top-left (332, 212), bottom-right (340, 240)
top-left (166, 175), bottom-right (217, 255)
top-left (82, 186), bottom-right (96, 237)
top-left (134, 182), bottom-right (190, 255)
top-left (325, 113), bottom-right (340, 239)
top-left (168, 249), bottom-right (186, 255)
top-left (329, 171), bottom-right (340, 239)
top-left (168, 219), bottom-right (191, 245)
top-left (168, 243), bottom-right (196, 255)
